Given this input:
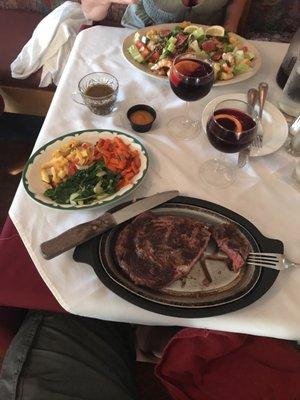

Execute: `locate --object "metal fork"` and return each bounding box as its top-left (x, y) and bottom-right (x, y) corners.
top-left (251, 122), bottom-right (264, 150)
top-left (247, 253), bottom-right (300, 270)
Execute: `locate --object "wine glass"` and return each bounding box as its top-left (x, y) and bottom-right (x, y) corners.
top-left (168, 53), bottom-right (214, 140)
top-left (199, 99), bottom-right (258, 188)
top-left (182, 0), bottom-right (198, 16)
top-left (181, 0), bottom-right (198, 5)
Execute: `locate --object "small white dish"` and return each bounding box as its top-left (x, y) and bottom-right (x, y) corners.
top-left (201, 93), bottom-right (289, 157)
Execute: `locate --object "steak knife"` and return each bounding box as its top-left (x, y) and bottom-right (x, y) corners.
top-left (40, 190), bottom-right (179, 260)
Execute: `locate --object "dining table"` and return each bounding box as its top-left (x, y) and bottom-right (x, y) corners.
top-left (1, 24), bottom-right (300, 341)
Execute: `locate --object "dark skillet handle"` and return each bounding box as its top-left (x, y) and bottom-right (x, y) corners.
top-left (73, 236), bottom-right (100, 267)
top-left (257, 234), bottom-right (284, 254)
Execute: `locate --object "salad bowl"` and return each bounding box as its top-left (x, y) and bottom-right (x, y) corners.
top-left (122, 23), bottom-right (262, 86)
top-left (22, 129), bottom-right (148, 210)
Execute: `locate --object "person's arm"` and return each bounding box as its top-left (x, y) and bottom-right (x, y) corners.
top-left (223, 0), bottom-right (249, 33)
top-left (80, 0), bottom-right (137, 22)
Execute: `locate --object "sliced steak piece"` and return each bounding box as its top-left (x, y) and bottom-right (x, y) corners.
top-left (212, 222), bottom-right (251, 271)
top-left (115, 212), bottom-right (211, 289)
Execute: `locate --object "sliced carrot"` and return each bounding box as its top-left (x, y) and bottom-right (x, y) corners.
top-left (102, 139), bottom-right (110, 151)
top-left (131, 163), bottom-right (139, 174)
top-left (93, 137), bottom-right (141, 186)
top-left (134, 156), bottom-right (141, 168)
top-left (124, 172), bottom-right (135, 180)
top-left (117, 160), bottom-right (127, 169)
top-left (115, 137), bottom-right (127, 149)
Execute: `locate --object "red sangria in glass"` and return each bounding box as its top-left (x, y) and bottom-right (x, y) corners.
top-left (168, 54), bottom-right (214, 140)
top-left (200, 99), bottom-right (258, 187)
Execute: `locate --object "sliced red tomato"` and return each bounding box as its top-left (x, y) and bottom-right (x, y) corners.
top-left (201, 40), bottom-right (217, 52)
top-left (160, 29), bottom-right (171, 37)
top-left (135, 40), bottom-right (144, 50)
top-left (93, 148), bottom-right (101, 160)
top-left (68, 162), bottom-right (77, 176)
top-left (211, 52), bottom-right (222, 61)
top-left (176, 33), bottom-right (188, 47)
top-left (150, 51), bottom-right (160, 63)
top-left (135, 40), bottom-right (150, 58)
top-left (140, 47), bottom-right (150, 59)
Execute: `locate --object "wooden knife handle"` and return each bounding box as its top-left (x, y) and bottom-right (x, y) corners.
top-left (40, 213), bottom-right (116, 260)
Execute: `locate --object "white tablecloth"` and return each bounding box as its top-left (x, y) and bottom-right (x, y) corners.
top-left (9, 26), bottom-right (300, 340)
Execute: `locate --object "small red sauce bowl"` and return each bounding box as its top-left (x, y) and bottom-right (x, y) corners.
top-left (127, 104), bottom-right (156, 133)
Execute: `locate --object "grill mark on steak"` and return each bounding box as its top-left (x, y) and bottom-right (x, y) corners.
top-left (212, 222), bottom-right (251, 271)
top-left (115, 212), bottom-right (211, 289)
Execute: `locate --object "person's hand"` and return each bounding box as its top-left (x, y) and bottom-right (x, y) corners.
top-left (81, 0), bottom-right (139, 21)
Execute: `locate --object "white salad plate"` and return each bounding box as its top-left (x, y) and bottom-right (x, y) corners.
top-left (201, 93), bottom-right (289, 157)
top-left (22, 129), bottom-right (148, 210)
top-left (122, 23), bottom-right (262, 86)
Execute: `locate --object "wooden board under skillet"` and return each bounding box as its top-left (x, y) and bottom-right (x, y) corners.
top-left (73, 196), bottom-right (283, 318)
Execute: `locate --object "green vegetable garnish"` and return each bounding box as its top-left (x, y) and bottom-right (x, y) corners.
top-left (233, 64), bottom-right (251, 75)
top-left (171, 26), bottom-right (183, 36)
top-left (191, 27), bottom-right (205, 39)
top-left (44, 161), bottom-right (121, 205)
top-left (128, 44), bottom-right (144, 63)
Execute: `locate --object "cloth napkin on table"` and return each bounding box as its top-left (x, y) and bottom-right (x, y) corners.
top-left (156, 328), bottom-right (300, 400)
top-left (10, 1), bottom-right (89, 87)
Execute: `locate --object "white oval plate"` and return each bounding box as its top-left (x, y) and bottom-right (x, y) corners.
top-left (22, 129), bottom-right (148, 210)
top-left (201, 93), bottom-right (289, 157)
top-left (122, 23), bottom-right (262, 87)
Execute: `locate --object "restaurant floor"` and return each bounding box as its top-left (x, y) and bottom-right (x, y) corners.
top-left (0, 112), bottom-right (171, 399)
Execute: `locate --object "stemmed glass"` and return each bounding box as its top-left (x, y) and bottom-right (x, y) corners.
top-left (182, 0), bottom-right (198, 15)
top-left (285, 115), bottom-right (300, 155)
top-left (168, 53), bottom-right (214, 140)
top-left (199, 99), bottom-right (258, 188)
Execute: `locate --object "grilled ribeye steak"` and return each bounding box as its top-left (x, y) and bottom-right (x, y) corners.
top-left (213, 222), bottom-right (251, 271)
top-left (115, 212), bottom-right (211, 289)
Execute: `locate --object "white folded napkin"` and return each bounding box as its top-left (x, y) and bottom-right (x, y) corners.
top-left (10, 1), bottom-right (89, 87)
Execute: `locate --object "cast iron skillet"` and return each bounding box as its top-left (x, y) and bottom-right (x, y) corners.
top-left (73, 196), bottom-right (283, 318)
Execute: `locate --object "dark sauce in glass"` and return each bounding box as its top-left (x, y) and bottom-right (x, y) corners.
top-left (84, 84), bottom-right (116, 115)
top-left (85, 84), bottom-right (114, 97)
